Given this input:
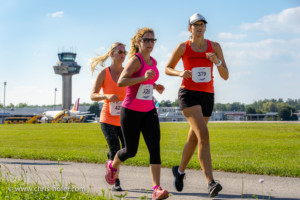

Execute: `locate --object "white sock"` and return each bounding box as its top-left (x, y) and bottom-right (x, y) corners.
top-left (178, 168), bottom-right (185, 175)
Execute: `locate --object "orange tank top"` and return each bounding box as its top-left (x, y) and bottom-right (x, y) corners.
top-left (99, 67), bottom-right (126, 126)
top-left (181, 40), bottom-right (215, 93)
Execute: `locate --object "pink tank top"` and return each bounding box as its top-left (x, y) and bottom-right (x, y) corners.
top-left (122, 53), bottom-right (159, 112)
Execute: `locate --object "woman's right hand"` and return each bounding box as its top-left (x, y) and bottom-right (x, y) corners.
top-left (179, 70), bottom-right (192, 79)
top-left (144, 69), bottom-right (156, 80)
top-left (106, 94), bottom-right (120, 102)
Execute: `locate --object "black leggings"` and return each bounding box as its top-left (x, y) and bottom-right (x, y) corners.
top-left (117, 107), bottom-right (161, 164)
top-left (100, 123), bottom-right (125, 160)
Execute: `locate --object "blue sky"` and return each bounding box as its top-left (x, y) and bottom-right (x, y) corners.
top-left (1, 0), bottom-right (300, 106)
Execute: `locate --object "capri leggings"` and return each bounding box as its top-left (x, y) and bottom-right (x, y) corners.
top-left (100, 122), bottom-right (125, 160)
top-left (117, 107), bottom-right (161, 164)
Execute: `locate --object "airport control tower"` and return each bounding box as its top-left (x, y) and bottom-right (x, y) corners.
top-left (53, 52), bottom-right (81, 110)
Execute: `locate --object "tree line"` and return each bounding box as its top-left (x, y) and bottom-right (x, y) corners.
top-left (2, 98), bottom-right (299, 120)
top-left (159, 98), bottom-right (300, 121)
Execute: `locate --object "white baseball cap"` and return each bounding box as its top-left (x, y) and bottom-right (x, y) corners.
top-left (189, 13), bottom-right (207, 24)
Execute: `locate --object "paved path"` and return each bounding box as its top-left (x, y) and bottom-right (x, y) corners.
top-left (0, 158), bottom-right (299, 200)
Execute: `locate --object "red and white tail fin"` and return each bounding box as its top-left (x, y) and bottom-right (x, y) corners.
top-left (72, 98), bottom-right (80, 112)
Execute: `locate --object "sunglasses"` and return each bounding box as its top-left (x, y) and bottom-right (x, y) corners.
top-left (139, 38), bottom-right (157, 43)
top-left (117, 50), bottom-right (127, 55)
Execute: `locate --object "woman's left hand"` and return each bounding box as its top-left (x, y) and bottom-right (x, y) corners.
top-left (155, 84), bottom-right (165, 94)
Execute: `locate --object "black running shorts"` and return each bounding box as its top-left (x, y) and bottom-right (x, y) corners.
top-left (178, 88), bottom-right (214, 117)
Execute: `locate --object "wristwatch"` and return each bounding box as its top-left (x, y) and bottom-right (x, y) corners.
top-left (215, 59), bottom-right (222, 66)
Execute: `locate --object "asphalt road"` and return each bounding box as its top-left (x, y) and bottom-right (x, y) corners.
top-left (0, 158), bottom-right (299, 200)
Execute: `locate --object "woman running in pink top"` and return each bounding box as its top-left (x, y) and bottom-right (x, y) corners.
top-left (104, 28), bottom-right (169, 200)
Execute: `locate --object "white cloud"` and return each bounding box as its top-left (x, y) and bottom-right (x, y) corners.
top-left (94, 46), bottom-right (106, 53)
top-left (47, 11), bottom-right (64, 18)
top-left (7, 86), bottom-right (51, 105)
top-left (280, 73), bottom-right (293, 79)
top-left (240, 6), bottom-right (300, 33)
top-left (218, 32), bottom-right (247, 40)
top-left (229, 71), bottom-right (252, 81)
top-left (222, 38), bottom-right (300, 66)
top-left (152, 45), bottom-right (170, 59)
top-left (179, 31), bottom-right (190, 37)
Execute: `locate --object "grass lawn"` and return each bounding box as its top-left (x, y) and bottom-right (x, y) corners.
top-left (0, 122), bottom-right (299, 177)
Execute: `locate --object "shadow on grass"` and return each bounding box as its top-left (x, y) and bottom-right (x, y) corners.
top-left (173, 192), bottom-right (300, 200)
top-left (0, 161), bottom-right (70, 166)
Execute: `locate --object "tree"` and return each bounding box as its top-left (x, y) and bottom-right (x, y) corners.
top-left (214, 103), bottom-right (226, 111)
top-left (16, 103), bottom-right (28, 108)
top-left (8, 103), bottom-right (15, 109)
top-left (160, 100), bottom-right (172, 107)
top-left (262, 102), bottom-right (277, 112)
top-left (278, 106), bottom-right (298, 121)
top-left (88, 102), bottom-right (101, 117)
top-left (231, 102), bottom-right (245, 111)
top-left (171, 99), bottom-right (179, 107)
top-left (246, 106), bottom-right (256, 114)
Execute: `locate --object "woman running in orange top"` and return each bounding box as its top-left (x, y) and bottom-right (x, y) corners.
top-left (165, 13), bottom-right (229, 197)
top-left (90, 42), bottom-right (127, 191)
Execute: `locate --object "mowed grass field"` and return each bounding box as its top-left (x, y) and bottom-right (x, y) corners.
top-left (0, 122), bottom-right (299, 177)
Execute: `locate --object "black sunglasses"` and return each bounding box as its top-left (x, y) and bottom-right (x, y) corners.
top-left (118, 50), bottom-right (127, 55)
top-left (139, 38), bottom-right (157, 43)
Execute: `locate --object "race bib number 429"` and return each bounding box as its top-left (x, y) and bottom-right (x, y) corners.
top-left (192, 67), bottom-right (211, 83)
top-left (136, 84), bottom-right (153, 100)
top-left (109, 101), bottom-right (122, 116)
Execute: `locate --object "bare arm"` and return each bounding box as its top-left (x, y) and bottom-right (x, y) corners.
top-left (90, 69), bottom-right (120, 102)
top-left (118, 56), bottom-right (156, 87)
top-left (207, 42), bottom-right (229, 80)
top-left (165, 42), bottom-right (192, 79)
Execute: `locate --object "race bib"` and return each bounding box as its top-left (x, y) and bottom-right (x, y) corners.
top-left (192, 67), bottom-right (211, 83)
top-left (109, 101), bottom-right (122, 116)
top-left (136, 84), bottom-right (153, 100)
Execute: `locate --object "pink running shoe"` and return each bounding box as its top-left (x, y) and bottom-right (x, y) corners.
top-left (152, 186), bottom-right (169, 200)
top-left (105, 160), bottom-right (117, 185)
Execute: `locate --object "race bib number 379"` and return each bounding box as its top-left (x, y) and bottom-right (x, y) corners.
top-left (192, 67), bottom-right (211, 83)
top-left (136, 84), bottom-right (153, 100)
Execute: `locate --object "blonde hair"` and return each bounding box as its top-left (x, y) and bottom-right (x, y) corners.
top-left (90, 42), bottom-right (125, 74)
top-left (128, 27), bottom-right (154, 58)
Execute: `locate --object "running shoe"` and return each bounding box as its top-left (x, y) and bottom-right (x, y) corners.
top-left (208, 180), bottom-right (222, 197)
top-left (105, 160), bottom-right (117, 185)
top-left (172, 166), bottom-right (185, 192)
top-left (112, 178), bottom-right (122, 191)
top-left (152, 186), bottom-right (169, 200)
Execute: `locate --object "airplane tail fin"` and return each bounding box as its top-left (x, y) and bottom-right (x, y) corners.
top-left (72, 98), bottom-right (80, 112)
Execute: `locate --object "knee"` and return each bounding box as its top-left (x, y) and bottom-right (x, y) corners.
top-left (150, 154), bottom-right (161, 165)
top-left (187, 137), bottom-right (198, 146)
top-left (126, 151), bottom-right (137, 158)
top-left (199, 135), bottom-right (210, 146)
top-left (198, 131), bottom-right (210, 146)
top-left (121, 148), bottom-right (137, 160)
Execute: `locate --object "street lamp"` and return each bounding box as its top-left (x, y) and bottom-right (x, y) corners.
top-left (2, 81), bottom-right (6, 124)
top-left (54, 88), bottom-right (57, 110)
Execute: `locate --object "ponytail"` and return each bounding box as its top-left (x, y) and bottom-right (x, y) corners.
top-left (90, 42), bottom-right (125, 75)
